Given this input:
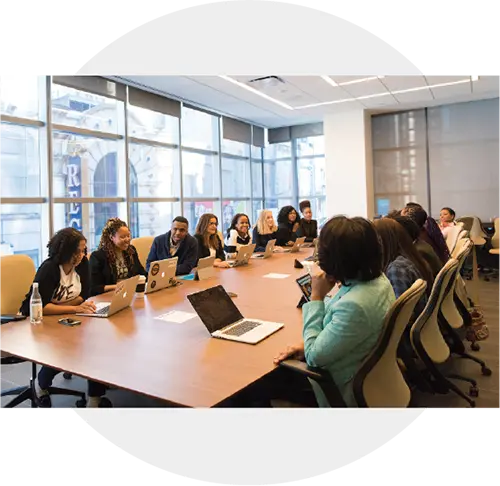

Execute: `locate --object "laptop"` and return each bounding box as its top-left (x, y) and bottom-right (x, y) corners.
top-left (187, 285), bottom-right (284, 344)
top-left (195, 256), bottom-right (216, 280)
top-left (282, 236), bottom-right (306, 253)
top-left (227, 243), bottom-right (256, 267)
top-left (145, 257), bottom-right (178, 294)
top-left (301, 237), bottom-right (318, 248)
top-left (251, 239), bottom-right (276, 259)
top-left (305, 238), bottom-right (319, 262)
top-left (76, 275), bottom-right (139, 318)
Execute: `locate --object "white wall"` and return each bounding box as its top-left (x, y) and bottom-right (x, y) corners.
top-left (324, 109), bottom-right (374, 219)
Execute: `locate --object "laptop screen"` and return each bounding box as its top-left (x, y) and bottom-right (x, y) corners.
top-left (187, 285), bottom-right (243, 333)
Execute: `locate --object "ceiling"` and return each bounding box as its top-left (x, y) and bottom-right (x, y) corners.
top-left (114, 75), bottom-right (499, 128)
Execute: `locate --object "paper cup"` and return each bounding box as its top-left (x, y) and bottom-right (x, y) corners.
top-left (135, 275), bottom-right (146, 298)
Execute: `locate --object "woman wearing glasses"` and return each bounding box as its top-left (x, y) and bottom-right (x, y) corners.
top-left (194, 213), bottom-right (230, 268)
top-left (19, 228), bottom-right (111, 407)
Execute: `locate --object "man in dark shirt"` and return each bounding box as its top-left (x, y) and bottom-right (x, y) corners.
top-left (146, 217), bottom-right (198, 275)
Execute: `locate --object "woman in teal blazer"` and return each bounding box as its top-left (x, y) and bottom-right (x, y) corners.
top-left (275, 216), bottom-right (395, 406)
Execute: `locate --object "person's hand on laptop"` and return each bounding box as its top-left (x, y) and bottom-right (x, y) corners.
top-left (311, 272), bottom-right (336, 302)
top-left (286, 241), bottom-right (295, 246)
top-left (75, 301), bottom-right (97, 314)
top-left (273, 246), bottom-right (285, 253)
top-left (273, 342), bottom-right (305, 364)
top-left (214, 260), bottom-right (231, 269)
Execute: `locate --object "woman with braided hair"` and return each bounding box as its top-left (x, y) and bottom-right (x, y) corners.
top-left (89, 217), bottom-right (147, 296)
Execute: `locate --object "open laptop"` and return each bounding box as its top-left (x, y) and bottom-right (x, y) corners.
top-left (282, 236), bottom-right (306, 253)
top-left (145, 257), bottom-right (178, 294)
top-left (187, 285), bottom-right (284, 344)
top-left (227, 243), bottom-right (256, 267)
top-left (251, 239), bottom-right (276, 259)
top-left (195, 255), bottom-right (216, 280)
top-left (76, 275), bottom-right (139, 318)
top-left (305, 238), bottom-right (319, 262)
top-left (301, 237), bottom-right (318, 249)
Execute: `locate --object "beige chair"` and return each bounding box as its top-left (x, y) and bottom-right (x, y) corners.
top-left (445, 225), bottom-right (464, 255)
top-left (1, 254), bottom-right (35, 315)
top-left (131, 236), bottom-right (155, 268)
top-left (352, 279), bottom-right (427, 407)
top-left (410, 259), bottom-right (479, 407)
top-left (281, 280), bottom-right (427, 408)
top-left (490, 217), bottom-right (499, 250)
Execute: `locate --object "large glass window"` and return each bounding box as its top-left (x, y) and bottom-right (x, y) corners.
top-left (0, 76), bottom-right (48, 266)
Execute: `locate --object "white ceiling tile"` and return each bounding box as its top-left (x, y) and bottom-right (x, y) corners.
top-left (472, 76), bottom-right (499, 93)
top-left (358, 95), bottom-right (398, 108)
top-left (424, 75), bottom-right (469, 86)
top-left (393, 89), bottom-right (434, 103)
top-left (329, 75), bottom-right (376, 84)
top-left (430, 82), bottom-right (472, 99)
top-left (339, 79), bottom-right (389, 98)
top-left (282, 76), bottom-right (351, 102)
top-left (381, 76), bottom-right (427, 91)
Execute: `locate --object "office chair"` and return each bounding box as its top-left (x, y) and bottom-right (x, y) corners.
top-left (410, 259), bottom-right (479, 407)
top-left (280, 280), bottom-right (428, 408)
top-left (445, 225), bottom-right (464, 255)
top-left (1, 255), bottom-right (86, 408)
top-left (130, 236), bottom-right (155, 269)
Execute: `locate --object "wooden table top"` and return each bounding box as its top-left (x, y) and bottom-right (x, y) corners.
top-left (1, 251), bottom-right (315, 407)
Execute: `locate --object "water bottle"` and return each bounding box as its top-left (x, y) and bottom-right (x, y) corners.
top-left (30, 282), bottom-right (43, 325)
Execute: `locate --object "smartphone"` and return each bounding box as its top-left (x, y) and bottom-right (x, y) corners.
top-left (58, 318), bottom-right (81, 326)
top-left (296, 274), bottom-right (312, 302)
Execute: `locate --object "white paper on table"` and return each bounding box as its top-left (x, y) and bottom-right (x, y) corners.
top-left (262, 273), bottom-right (290, 279)
top-left (155, 310), bottom-right (197, 323)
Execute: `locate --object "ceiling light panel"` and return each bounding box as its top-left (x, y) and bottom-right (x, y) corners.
top-left (286, 76), bottom-right (351, 102)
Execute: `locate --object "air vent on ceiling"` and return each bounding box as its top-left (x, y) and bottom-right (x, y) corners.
top-left (248, 76), bottom-right (285, 88)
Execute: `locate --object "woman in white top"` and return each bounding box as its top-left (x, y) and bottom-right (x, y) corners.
top-left (19, 228), bottom-right (112, 407)
top-left (194, 213), bottom-right (229, 268)
top-left (224, 213), bottom-right (252, 259)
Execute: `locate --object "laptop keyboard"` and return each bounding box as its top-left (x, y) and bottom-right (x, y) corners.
top-left (96, 305), bottom-right (110, 315)
top-left (222, 320), bottom-right (262, 337)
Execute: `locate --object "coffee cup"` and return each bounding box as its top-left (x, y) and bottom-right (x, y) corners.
top-left (135, 275), bottom-right (146, 298)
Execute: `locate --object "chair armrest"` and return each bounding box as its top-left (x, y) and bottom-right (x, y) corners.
top-left (279, 359), bottom-right (329, 381)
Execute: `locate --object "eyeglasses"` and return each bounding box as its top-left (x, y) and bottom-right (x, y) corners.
top-left (208, 222), bottom-right (218, 227)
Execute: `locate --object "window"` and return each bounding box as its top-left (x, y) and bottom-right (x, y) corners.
top-left (183, 201), bottom-right (221, 232)
top-left (222, 200), bottom-right (250, 233)
top-left (128, 105), bottom-right (179, 144)
top-left (0, 76), bottom-right (48, 266)
top-left (130, 202), bottom-right (181, 238)
top-left (181, 107), bottom-right (219, 151)
top-left (51, 82), bottom-right (127, 246)
top-left (182, 151), bottom-right (220, 198)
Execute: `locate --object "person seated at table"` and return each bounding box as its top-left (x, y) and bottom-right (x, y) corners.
top-left (404, 204), bottom-right (451, 264)
top-left (89, 217), bottom-right (147, 296)
top-left (224, 213), bottom-right (252, 259)
top-left (275, 205), bottom-right (299, 247)
top-left (194, 213), bottom-right (230, 268)
top-left (252, 209), bottom-right (285, 253)
top-left (390, 214), bottom-right (443, 281)
top-left (296, 200), bottom-right (318, 242)
top-left (374, 218), bottom-right (431, 314)
top-left (439, 207), bottom-right (457, 238)
top-left (19, 228), bottom-right (111, 407)
top-left (146, 216), bottom-right (198, 275)
top-left (273, 216), bottom-right (395, 406)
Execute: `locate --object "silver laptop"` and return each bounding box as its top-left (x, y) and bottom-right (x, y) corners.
top-left (252, 239), bottom-right (276, 259)
top-left (145, 257), bottom-right (178, 294)
top-left (227, 243), bottom-right (256, 267)
top-left (282, 236), bottom-right (306, 253)
top-left (195, 255), bottom-right (216, 280)
top-left (77, 275), bottom-right (139, 318)
top-left (187, 285), bottom-right (284, 344)
top-left (301, 237), bottom-right (318, 248)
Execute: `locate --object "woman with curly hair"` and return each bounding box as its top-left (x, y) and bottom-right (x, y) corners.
top-left (275, 205), bottom-right (299, 247)
top-left (89, 217), bottom-right (147, 296)
top-left (19, 228), bottom-right (112, 407)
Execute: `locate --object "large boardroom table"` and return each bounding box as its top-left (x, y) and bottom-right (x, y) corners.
top-left (1, 250), bottom-right (315, 407)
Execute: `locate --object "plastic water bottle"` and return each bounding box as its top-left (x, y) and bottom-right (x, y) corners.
top-left (30, 282), bottom-right (43, 325)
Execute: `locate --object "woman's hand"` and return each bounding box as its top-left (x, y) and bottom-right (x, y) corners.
top-left (292, 222), bottom-right (300, 233)
top-left (273, 342), bottom-right (305, 364)
top-left (75, 301), bottom-right (97, 314)
top-left (286, 241), bottom-right (295, 247)
top-left (215, 260), bottom-right (230, 269)
top-left (311, 272), bottom-right (336, 301)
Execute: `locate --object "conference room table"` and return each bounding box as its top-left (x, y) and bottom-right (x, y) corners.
top-left (1, 250), bottom-right (317, 408)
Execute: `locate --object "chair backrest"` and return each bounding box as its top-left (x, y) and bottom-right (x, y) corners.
top-left (445, 225), bottom-right (463, 254)
top-left (131, 236), bottom-right (155, 268)
top-left (451, 234), bottom-right (469, 259)
top-left (456, 217), bottom-right (473, 232)
top-left (410, 259), bottom-right (459, 365)
top-left (353, 279), bottom-right (427, 408)
top-left (1, 255), bottom-right (36, 314)
top-left (440, 239), bottom-right (473, 329)
top-left (492, 217), bottom-right (499, 249)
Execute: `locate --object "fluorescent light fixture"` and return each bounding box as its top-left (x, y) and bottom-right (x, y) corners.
top-left (218, 75), bottom-right (294, 110)
top-left (393, 78), bottom-right (471, 95)
top-left (320, 75), bottom-right (338, 87)
top-left (337, 75), bottom-right (384, 86)
top-left (471, 75), bottom-right (479, 82)
top-left (356, 91), bottom-right (392, 100)
top-left (294, 98), bottom-right (356, 110)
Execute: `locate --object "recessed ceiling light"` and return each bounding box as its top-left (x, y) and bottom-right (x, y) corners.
top-left (294, 98), bottom-right (356, 110)
top-left (393, 78), bottom-right (471, 95)
top-left (218, 75), bottom-right (294, 110)
top-left (320, 75), bottom-right (338, 87)
top-left (471, 75), bottom-right (479, 82)
top-left (337, 76), bottom-right (384, 86)
top-left (356, 91), bottom-right (392, 100)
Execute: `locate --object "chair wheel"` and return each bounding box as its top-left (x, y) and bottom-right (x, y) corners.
top-left (482, 367), bottom-right (492, 376)
top-left (469, 386), bottom-right (479, 397)
top-left (470, 342), bottom-right (481, 352)
top-left (63, 372), bottom-right (72, 380)
top-left (76, 398), bottom-right (86, 408)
